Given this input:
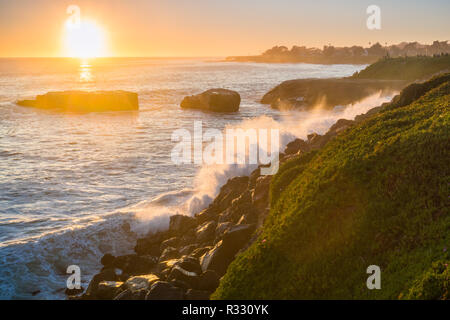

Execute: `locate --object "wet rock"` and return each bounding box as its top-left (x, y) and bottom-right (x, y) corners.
top-left (145, 281), bottom-right (185, 300)
top-left (168, 266), bottom-right (199, 288)
top-left (191, 247), bottom-right (212, 259)
top-left (169, 215), bottom-right (197, 236)
top-left (124, 274), bottom-right (160, 292)
top-left (134, 230), bottom-right (169, 256)
top-left (65, 287), bottom-right (84, 296)
top-left (161, 237), bottom-right (179, 251)
top-left (101, 253), bottom-right (115, 267)
top-left (215, 222), bottom-right (233, 240)
top-left (96, 281), bottom-right (123, 300)
top-left (114, 254), bottom-right (157, 275)
top-left (196, 221), bottom-right (217, 243)
top-left (114, 288), bottom-right (147, 300)
top-left (181, 88), bottom-right (240, 112)
top-left (179, 244), bottom-right (198, 256)
top-left (173, 256), bottom-right (202, 275)
top-left (159, 247), bottom-right (180, 262)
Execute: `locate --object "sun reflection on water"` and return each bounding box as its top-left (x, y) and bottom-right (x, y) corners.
top-left (79, 59), bottom-right (93, 82)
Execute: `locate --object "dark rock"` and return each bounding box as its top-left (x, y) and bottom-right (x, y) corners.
top-left (179, 244), bottom-right (198, 256)
top-left (200, 224), bottom-right (255, 276)
top-left (197, 270), bottom-right (220, 292)
top-left (101, 253), bottom-right (115, 267)
top-left (65, 287), bottom-right (84, 296)
top-left (169, 215), bottom-right (197, 236)
top-left (114, 254), bottom-right (157, 275)
top-left (145, 281), bottom-right (185, 300)
top-left (114, 288), bottom-right (147, 300)
top-left (134, 230), bottom-right (169, 256)
top-left (191, 247), bottom-right (212, 259)
top-left (284, 138), bottom-right (309, 155)
top-left (248, 167), bottom-right (261, 189)
top-left (207, 176), bottom-right (249, 215)
top-left (124, 274), bottom-right (160, 292)
top-left (196, 221), bottom-right (217, 243)
top-left (173, 256), bottom-right (202, 275)
top-left (17, 90), bottom-right (139, 112)
top-left (185, 289), bottom-right (211, 300)
top-left (96, 281), bottom-right (123, 300)
top-left (159, 247), bottom-right (180, 262)
top-left (168, 266), bottom-right (199, 288)
top-left (215, 222), bottom-right (233, 239)
top-left (181, 88), bottom-right (240, 112)
top-left (161, 237), bottom-right (179, 251)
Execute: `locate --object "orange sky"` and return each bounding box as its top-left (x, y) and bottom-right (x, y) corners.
top-left (0, 0), bottom-right (449, 57)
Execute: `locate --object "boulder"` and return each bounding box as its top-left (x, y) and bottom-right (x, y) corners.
top-left (200, 224), bottom-right (255, 276)
top-left (114, 288), bottom-right (147, 300)
top-left (195, 221), bottom-right (217, 243)
top-left (96, 281), bottom-right (123, 300)
top-left (160, 237), bottom-right (179, 251)
top-left (17, 90), bottom-right (139, 112)
top-left (181, 88), bottom-right (240, 112)
top-left (215, 222), bottom-right (233, 239)
top-left (124, 274), bottom-right (160, 292)
top-left (169, 215), bottom-right (197, 236)
top-left (100, 253), bottom-right (116, 267)
top-left (168, 266), bottom-right (199, 288)
top-left (134, 230), bottom-right (169, 256)
top-left (179, 244), bottom-right (198, 256)
top-left (284, 138), bottom-right (309, 155)
top-left (173, 256), bottom-right (202, 275)
top-left (113, 254), bottom-right (157, 275)
top-left (159, 247), bottom-right (180, 262)
top-left (145, 281), bottom-right (185, 300)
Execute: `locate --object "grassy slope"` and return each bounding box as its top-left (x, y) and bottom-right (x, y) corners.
top-left (352, 55), bottom-right (450, 80)
top-left (213, 75), bottom-right (450, 299)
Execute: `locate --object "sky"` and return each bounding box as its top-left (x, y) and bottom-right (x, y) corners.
top-left (0, 0), bottom-right (449, 57)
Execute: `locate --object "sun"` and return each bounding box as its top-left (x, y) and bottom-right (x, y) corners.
top-left (64, 19), bottom-right (107, 58)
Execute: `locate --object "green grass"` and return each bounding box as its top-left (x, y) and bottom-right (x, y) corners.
top-left (352, 55), bottom-right (450, 80)
top-left (212, 74), bottom-right (450, 300)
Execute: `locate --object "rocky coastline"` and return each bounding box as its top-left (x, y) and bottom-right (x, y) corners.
top-left (75, 96), bottom-right (392, 300)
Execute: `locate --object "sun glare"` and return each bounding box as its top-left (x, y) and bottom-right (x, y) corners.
top-left (64, 19), bottom-right (107, 58)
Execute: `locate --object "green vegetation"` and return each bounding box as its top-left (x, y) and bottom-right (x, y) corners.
top-left (352, 55), bottom-right (450, 80)
top-left (213, 74), bottom-right (450, 300)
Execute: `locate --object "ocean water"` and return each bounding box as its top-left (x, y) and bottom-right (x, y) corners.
top-left (0, 58), bottom-right (377, 299)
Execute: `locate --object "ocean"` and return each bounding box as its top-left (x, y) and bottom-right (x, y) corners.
top-left (0, 58), bottom-right (384, 299)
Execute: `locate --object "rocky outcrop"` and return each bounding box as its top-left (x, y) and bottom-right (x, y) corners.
top-left (181, 89), bottom-right (240, 112)
top-left (17, 90), bottom-right (139, 112)
top-left (261, 78), bottom-right (405, 109)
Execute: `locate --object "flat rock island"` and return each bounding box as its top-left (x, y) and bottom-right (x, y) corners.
top-left (17, 90), bottom-right (139, 112)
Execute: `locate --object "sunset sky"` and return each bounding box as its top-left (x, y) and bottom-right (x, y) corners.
top-left (0, 0), bottom-right (449, 57)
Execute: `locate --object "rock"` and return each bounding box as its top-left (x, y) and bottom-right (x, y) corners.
top-left (145, 281), bottom-right (185, 300)
top-left (96, 281), bottom-right (123, 300)
top-left (181, 88), bottom-right (240, 112)
top-left (100, 253), bottom-right (115, 267)
top-left (248, 167), bottom-right (261, 189)
top-left (252, 176), bottom-right (272, 228)
top-left (261, 78), bottom-right (405, 109)
top-left (173, 256), bottom-right (202, 275)
top-left (328, 119), bottom-right (354, 134)
top-left (113, 254), bottom-right (157, 275)
top-left (159, 247), bottom-right (180, 262)
top-left (65, 287), bottom-right (84, 296)
top-left (195, 208), bottom-right (218, 224)
top-left (185, 289), bottom-right (211, 300)
top-left (134, 230), bottom-right (169, 256)
top-left (114, 288), bottom-right (147, 300)
top-left (169, 215), bottom-right (197, 236)
top-left (197, 270), bottom-right (220, 292)
top-left (17, 90), bottom-right (139, 112)
top-left (160, 237), bottom-right (179, 251)
top-left (200, 224), bottom-right (255, 276)
top-left (179, 244), bottom-right (198, 256)
top-left (284, 138), bottom-right (309, 155)
top-left (191, 247), bottom-right (212, 259)
top-left (124, 274), bottom-right (160, 292)
top-left (215, 222), bottom-right (233, 239)
top-left (157, 259), bottom-right (179, 273)
top-left (84, 268), bottom-right (118, 298)
top-left (168, 266), bottom-right (199, 288)
top-left (195, 221), bottom-right (217, 243)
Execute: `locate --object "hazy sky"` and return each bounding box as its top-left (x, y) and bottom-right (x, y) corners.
top-left (0, 0), bottom-right (449, 57)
